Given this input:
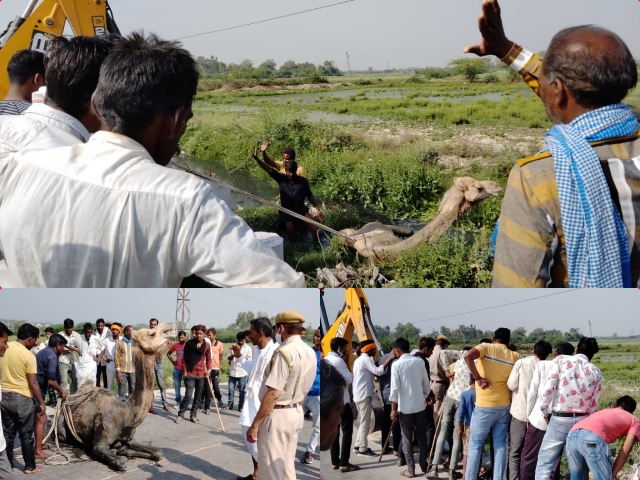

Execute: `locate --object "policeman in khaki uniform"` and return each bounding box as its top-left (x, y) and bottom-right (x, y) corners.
top-left (245, 310), bottom-right (317, 480)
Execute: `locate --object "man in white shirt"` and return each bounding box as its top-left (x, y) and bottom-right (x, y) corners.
top-left (93, 318), bottom-right (112, 388)
top-left (227, 331), bottom-right (252, 411)
top-left (390, 337), bottom-right (431, 478)
top-left (230, 317), bottom-right (278, 480)
top-left (58, 318), bottom-right (81, 394)
top-left (0, 36), bottom-right (113, 288)
top-left (0, 36), bottom-right (111, 169)
top-left (352, 341), bottom-right (397, 457)
top-left (75, 323), bottom-right (105, 387)
top-left (325, 338), bottom-right (359, 473)
top-left (535, 338), bottom-right (602, 480)
top-left (521, 342), bottom-right (575, 480)
top-left (506, 340), bottom-right (552, 480)
top-left (102, 323), bottom-right (123, 393)
top-left (0, 32), bottom-right (305, 288)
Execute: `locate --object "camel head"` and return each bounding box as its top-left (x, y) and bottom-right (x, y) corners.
top-left (131, 322), bottom-right (176, 356)
top-left (440, 177), bottom-right (502, 217)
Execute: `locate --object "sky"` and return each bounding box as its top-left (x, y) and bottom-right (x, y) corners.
top-left (1, 0), bottom-right (639, 70)
top-left (0, 289), bottom-right (318, 329)
top-left (321, 289), bottom-right (640, 337)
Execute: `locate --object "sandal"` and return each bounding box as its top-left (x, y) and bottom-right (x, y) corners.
top-left (400, 470), bottom-right (416, 478)
top-left (339, 464), bottom-right (361, 473)
top-left (190, 417), bottom-right (199, 424)
top-left (175, 416), bottom-right (182, 424)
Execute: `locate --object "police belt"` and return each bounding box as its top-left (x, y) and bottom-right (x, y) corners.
top-left (273, 402), bottom-right (302, 409)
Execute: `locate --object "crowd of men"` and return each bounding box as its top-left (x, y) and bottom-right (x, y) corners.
top-left (0, 314), bottom-right (321, 479)
top-left (320, 327), bottom-right (640, 480)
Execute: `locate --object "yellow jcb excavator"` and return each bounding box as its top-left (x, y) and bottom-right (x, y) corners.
top-left (0, 0), bottom-right (120, 97)
top-left (320, 287), bottom-right (385, 432)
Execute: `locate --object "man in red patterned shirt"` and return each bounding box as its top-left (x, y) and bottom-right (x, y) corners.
top-left (175, 325), bottom-right (212, 424)
top-left (534, 337), bottom-right (602, 480)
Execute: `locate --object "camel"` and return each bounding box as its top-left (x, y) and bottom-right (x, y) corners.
top-left (55, 322), bottom-right (176, 471)
top-left (338, 177), bottom-right (502, 262)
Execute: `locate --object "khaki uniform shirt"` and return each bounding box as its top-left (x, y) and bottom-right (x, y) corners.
top-left (260, 335), bottom-right (316, 406)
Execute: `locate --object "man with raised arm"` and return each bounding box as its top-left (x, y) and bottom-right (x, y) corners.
top-left (466, 0), bottom-right (640, 288)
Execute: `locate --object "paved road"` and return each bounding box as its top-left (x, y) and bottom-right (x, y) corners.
top-left (319, 426), bottom-right (454, 480)
top-left (10, 384), bottom-right (321, 480)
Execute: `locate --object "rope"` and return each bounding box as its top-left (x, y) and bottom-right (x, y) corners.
top-left (170, 159), bottom-right (349, 238)
top-left (42, 390), bottom-right (94, 466)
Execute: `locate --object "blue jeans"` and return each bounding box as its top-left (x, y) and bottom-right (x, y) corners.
top-left (154, 362), bottom-right (167, 406)
top-left (566, 430), bottom-right (611, 480)
top-left (173, 368), bottom-right (183, 404)
top-left (228, 376), bottom-right (247, 408)
top-left (535, 416), bottom-right (583, 480)
top-left (464, 405), bottom-right (511, 480)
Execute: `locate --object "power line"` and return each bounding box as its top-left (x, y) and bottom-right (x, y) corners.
top-left (411, 289), bottom-right (580, 326)
top-left (175, 0), bottom-right (355, 40)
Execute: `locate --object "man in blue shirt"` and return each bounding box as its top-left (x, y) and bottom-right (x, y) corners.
top-left (35, 333), bottom-right (68, 458)
top-left (300, 328), bottom-right (321, 464)
top-left (35, 334), bottom-right (68, 403)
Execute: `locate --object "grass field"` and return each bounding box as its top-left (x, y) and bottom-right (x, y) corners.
top-left (181, 73), bottom-right (640, 287)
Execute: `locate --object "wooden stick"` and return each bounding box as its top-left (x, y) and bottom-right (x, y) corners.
top-left (428, 406), bottom-right (445, 470)
top-left (207, 375), bottom-right (226, 432)
top-left (378, 418), bottom-right (396, 462)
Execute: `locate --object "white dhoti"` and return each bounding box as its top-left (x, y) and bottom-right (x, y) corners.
top-left (75, 361), bottom-right (97, 387)
top-left (238, 341), bottom-right (277, 462)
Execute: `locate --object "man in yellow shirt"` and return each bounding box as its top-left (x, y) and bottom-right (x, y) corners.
top-left (463, 328), bottom-right (521, 480)
top-left (259, 141), bottom-right (307, 178)
top-left (0, 324), bottom-right (47, 474)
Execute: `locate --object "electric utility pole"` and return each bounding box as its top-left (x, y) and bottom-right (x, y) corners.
top-left (345, 51), bottom-right (351, 77)
top-left (176, 288), bottom-right (191, 337)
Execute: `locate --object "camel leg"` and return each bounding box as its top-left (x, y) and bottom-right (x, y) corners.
top-left (116, 441), bottom-right (163, 462)
top-left (93, 443), bottom-right (126, 471)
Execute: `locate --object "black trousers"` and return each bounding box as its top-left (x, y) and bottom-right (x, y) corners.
top-left (399, 409), bottom-right (429, 475)
top-left (382, 403), bottom-right (402, 453)
top-left (197, 369), bottom-right (224, 410)
top-left (96, 365), bottom-right (107, 387)
top-left (2, 394), bottom-right (36, 471)
top-left (398, 405), bottom-right (435, 465)
top-left (178, 376), bottom-right (205, 419)
top-left (330, 403), bottom-right (354, 467)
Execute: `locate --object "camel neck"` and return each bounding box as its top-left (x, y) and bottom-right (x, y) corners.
top-left (128, 347), bottom-right (156, 427)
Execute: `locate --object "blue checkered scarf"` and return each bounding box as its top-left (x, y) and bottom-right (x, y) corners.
top-left (546, 103), bottom-right (638, 288)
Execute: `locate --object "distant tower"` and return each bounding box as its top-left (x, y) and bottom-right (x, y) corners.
top-left (175, 288), bottom-right (191, 336)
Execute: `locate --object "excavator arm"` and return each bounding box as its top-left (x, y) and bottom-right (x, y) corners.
top-left (0, 0), bottom-right (120, 97)
top-left (320, 287), bottom-right (382, 370)
top-left (320, 287), bottom-right (385, 433)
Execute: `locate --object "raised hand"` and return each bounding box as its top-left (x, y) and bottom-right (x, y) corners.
top-left (463, 0), bottom-right (513, 59)
top-left (260, 140), bottom-right (270, 153)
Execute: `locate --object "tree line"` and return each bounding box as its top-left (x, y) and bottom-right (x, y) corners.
top-left (372, 323), bottom-right (624, 354)
top-left (197, 56), bottom-right (342, 81)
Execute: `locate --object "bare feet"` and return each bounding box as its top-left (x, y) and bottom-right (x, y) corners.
top-left (34, 451), bottom-right (51, 460)
top-left (40, 445), bottom-right (50, 451)
top-left (24, 467), bottom-right (44, 474)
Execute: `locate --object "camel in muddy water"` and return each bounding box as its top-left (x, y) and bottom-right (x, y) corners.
top-left (55, 322), bottom-right (175, 471)
top-left (338, 177), bottom-right (501, 262)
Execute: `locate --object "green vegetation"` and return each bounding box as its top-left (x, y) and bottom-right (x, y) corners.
top-left (180, 73), bottom-right (639, 287)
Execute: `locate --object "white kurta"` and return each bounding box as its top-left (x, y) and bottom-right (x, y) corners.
top-left (75, 336), bottom-right (104, 387)
top-left (238, 340), bottom-right (278, 461)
